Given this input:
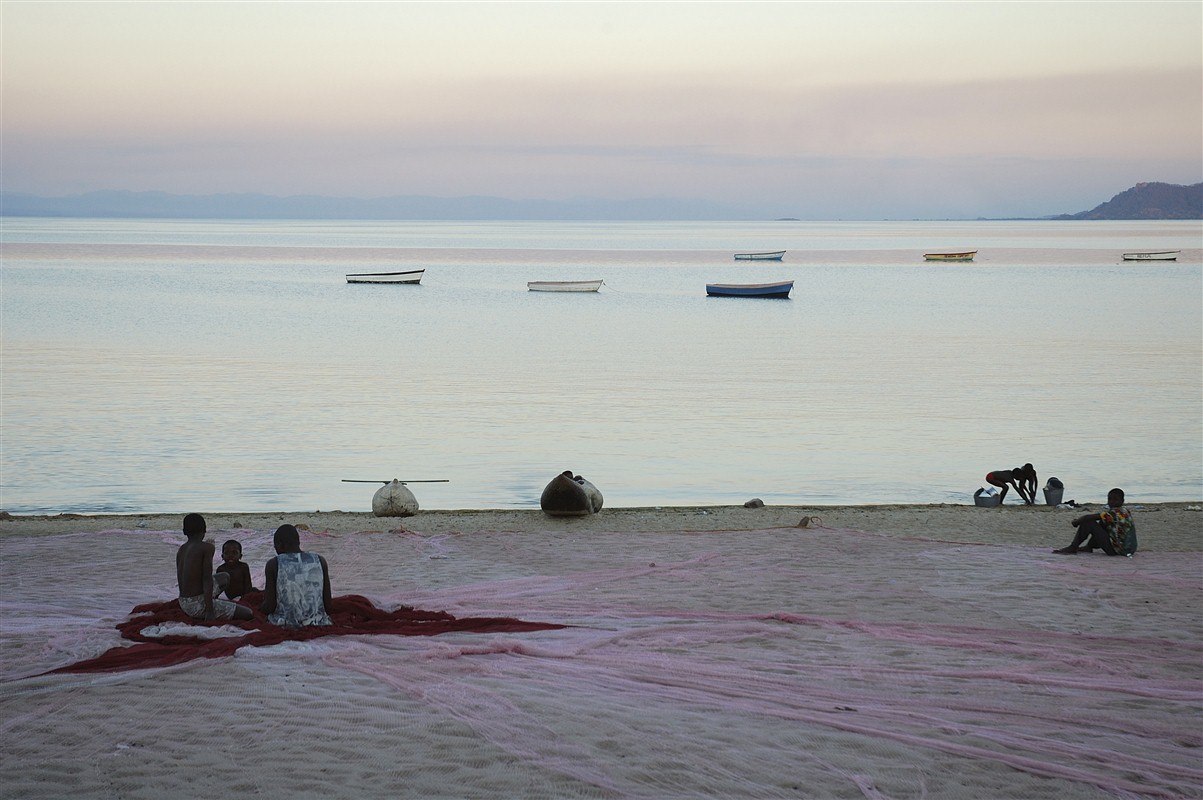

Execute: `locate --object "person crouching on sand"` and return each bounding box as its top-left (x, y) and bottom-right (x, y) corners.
top-left (985, 468), bottom-right (1020, 503)
top-left (1053, 488), bottom-right (1138, 556)
top-left (986, 464), bottom-right (1037, 505)
top-left (1015, 463), bottom-right (1038, 505)
top-left (260, 524), bottom-right (333, 628)
top-left (176, 513), bottom-right (254, 621)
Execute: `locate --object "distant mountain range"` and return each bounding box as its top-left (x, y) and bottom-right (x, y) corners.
top-left (1, 182), bottom-right (1200, 220)
top-left (1053, 181), bottom-right (1202, 220)
top-left (0, 190), bottom-right (752, 221)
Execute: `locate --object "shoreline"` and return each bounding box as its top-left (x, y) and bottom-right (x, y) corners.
top-left (3, 501), bottom-right (1200, 549)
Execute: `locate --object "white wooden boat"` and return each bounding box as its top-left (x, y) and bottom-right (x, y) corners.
top-left (1122, 250), bottom-right (1180, 261)
top-left (923, 251), bottom-right (977, 262)
top-left (527, 280), bottom-right (603, 292)
top-left (734, 251), bottom-right (785, 261)
top-left (346, 269), bottom-right (424, 284)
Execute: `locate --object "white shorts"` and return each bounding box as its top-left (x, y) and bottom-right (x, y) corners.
top-left (179, 594), bottom-right (240, 620)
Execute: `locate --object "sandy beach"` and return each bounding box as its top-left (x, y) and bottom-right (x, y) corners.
top-left (2, 503), bottom-right (1201, 798)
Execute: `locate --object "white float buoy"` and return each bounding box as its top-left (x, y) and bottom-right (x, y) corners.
top-left (372, 479), bottom-right (419, 517)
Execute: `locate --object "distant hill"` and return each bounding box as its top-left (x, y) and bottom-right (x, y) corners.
top-left (1055, 182), bottom-right (1202, 220)
top-left (5, 184), bottom-right (1201, 221)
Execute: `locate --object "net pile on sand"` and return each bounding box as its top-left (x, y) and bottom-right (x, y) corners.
top-left (53, 590), bottom-right (564, 674)
top-left (2, 525), bottom-right (1201, 799)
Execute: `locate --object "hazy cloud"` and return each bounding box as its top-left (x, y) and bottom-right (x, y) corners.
top-left (3, 1), bottom-right (1199, 218)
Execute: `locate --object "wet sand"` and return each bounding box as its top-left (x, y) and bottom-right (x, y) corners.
top-left (3, 501), bottom-right (1201, 547)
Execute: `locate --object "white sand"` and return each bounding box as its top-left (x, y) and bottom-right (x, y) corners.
top-left (1, 504), bottom-right (1200, 799)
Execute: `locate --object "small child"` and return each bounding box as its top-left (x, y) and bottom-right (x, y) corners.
top-left (215, 539), bottom-right (256, 599)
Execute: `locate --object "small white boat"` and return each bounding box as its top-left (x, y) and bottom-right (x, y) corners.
top-left (1122, 251), bottom-right (1180, 261)
top-left (734, 251), bottom-right (785, 261)
top-left (923, 251), bottom-right (977, 262)
top-left (527, 280), bottom-right (604, 292)
top-left (346, 269), bottom-right (424, 284)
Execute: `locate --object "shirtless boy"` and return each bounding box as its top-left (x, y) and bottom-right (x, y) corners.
top-left (985, 468), bottom-right (1020, 503)
top-left (176, 513), bottom-right (253, 621)
top-left (1014, 463), bottom-right (1038, 505)
top-left (985, 464), bottom-right (1037, 505)
top-left (216, 539), bottom-right (256, 599)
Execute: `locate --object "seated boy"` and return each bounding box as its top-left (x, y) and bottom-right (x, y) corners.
top-left (177, 514), bottom-right (254, 621)
top-left (1053, 488), bottom-right (1138, 556)
top-left (216, 539), bottom-right (256, 599)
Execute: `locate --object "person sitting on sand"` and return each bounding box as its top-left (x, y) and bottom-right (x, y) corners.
top-left (1053, 488), bottom-right (1137, 556)
top-left (260, 524), bottom-right (332, 628)
top-left (176, 514), bottom-right (254, 621)
top-left (215, 539), bottom-right (256, 599)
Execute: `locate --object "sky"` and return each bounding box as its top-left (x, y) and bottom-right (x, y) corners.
top-left (2, 1), bottom-right (1201, 219)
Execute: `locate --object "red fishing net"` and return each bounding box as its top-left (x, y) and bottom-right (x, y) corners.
top-left (52, 591), bottom-right (566, 673)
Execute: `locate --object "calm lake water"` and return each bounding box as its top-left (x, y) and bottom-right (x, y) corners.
top-left (2, 218), bottom-right (1200, 513)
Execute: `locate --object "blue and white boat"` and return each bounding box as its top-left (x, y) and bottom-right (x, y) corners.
top-left (346, 269), bottom-right (424, 284)
top-left (706, 280), bottom-right (793, 298)
top-left (527, 279), bottom-right (604, 292)
top-left (734, 250), bottom-right (785, 261)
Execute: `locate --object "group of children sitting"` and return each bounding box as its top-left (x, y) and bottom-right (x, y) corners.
top-left (177, 513), bottom-right (334, 627)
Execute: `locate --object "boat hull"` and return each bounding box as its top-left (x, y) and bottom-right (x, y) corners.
top-left (346, 269), bottom-right (424, 284)
top-left (1122, 251), bottom-right (1180, 261)
top-left (923, 251), bottom-right (977, 262)
top-left (706, 280), bottom-right (793, 298)
top-left (540, 471), bottom-right (603, 516)
top-left (734, 251), bottom-right (785, 261)
top-left (527, 280), bottom-right (603, 292)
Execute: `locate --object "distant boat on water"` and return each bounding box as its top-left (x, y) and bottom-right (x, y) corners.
top-left (1122, 250), bottom-right (1180, 261)
top-left (706, 280), bottom-right (793, 298)
top-left (346, 269), bottom-right (424, 284)
top-left (923, 251), bottom-right (977, 262)
top-left (527, 280), bottom-right (604, 292)
top-left (734, 251), bottom-right (785, 261)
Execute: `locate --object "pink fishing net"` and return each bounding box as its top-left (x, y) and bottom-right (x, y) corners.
top-left (2, 525), bottom-right (1200, 798)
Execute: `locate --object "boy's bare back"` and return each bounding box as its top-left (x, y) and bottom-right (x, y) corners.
top-left (176, 538), bottom-right (215, 598)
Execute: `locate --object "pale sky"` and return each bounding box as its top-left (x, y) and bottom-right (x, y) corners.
top-left (3, 1), bottom-right (1201, 219)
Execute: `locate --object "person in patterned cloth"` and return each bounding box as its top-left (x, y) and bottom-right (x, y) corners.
top-left (1053, 488), bottom-right (1138, 556)
top-left (259, 524), bottom-right (333, 627)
